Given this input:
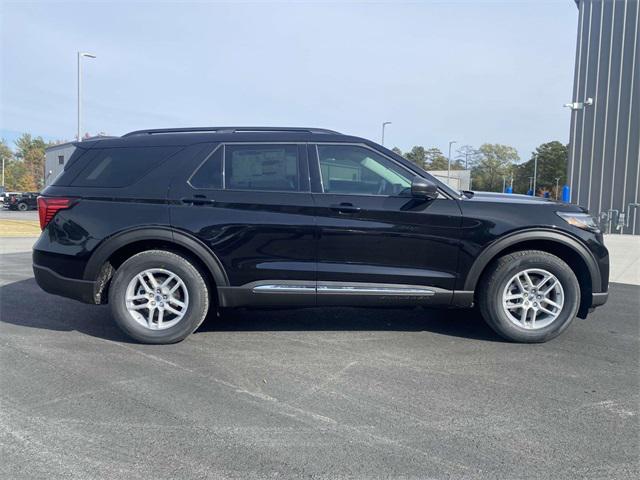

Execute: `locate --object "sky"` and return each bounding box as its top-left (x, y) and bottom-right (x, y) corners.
top-left (0, 0), bottom-right (578, 161)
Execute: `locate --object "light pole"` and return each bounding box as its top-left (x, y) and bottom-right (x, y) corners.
top-left (381, 122), bottom-right (391, 146)
top-left (447, 140), bottom-right (457, 182)
top-left (532, 153), bottom-right (538, 196)
top-left (1, 154), bottom-right (5, 188)
top-left (555, 177), bottom-right (561, 200)
top-left (77, 51), bottom-right (96, 142)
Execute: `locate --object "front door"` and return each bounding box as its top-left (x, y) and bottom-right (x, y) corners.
top-left (169, 142), bottom-right (317, 306)
top-left (309, 143), bottom-right (462, 306)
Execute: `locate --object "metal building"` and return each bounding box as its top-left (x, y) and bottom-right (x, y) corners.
top-left (568, 0), bottom-right (640, 234)
top-left (44, 142), bottom-right (76, 187)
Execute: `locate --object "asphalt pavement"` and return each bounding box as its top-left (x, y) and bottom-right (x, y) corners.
top-left (0, 240), bottom-right (638, 479)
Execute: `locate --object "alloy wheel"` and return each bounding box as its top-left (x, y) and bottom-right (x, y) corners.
top-left (501, 268), bottom-right (565, 330)
top-left (125, 268), bottom-right (189, 330)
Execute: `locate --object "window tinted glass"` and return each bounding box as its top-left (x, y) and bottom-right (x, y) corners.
top-left (71, 146), bottom-right (179, 187)
top-left (225, 144), bottom-right (299, 191)
top-left (189, 147), bottom-right (223, 189)
top-left (317, 145), bottom-right (412, 195)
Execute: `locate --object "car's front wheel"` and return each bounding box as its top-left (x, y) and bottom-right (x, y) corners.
top-left (17, 202), bottom-right (28, 211)
top-left (478, 250), bottom-right (580, 343)
top-left (108, 250), bottom-right (210, 344)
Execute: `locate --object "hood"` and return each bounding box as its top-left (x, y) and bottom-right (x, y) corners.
top-left (464, 191), bottom-right (583, 210)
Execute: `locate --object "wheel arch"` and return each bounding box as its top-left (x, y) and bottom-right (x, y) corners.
top-left (83, 227), bottom-right (229, 304)
top-left (464, 230), bottom-right (600, 318)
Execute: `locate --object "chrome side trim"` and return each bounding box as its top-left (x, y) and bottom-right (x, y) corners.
top-left (317, 285), bottom-right (434, 296)
top-left (252, 285), bottom-right (316, 294)
top-left (251, 284), bottom-right (436, 296)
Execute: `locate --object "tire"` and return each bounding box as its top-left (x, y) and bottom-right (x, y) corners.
top-left (108, 250), bottom-right (210, 344)
top-left (477, 250), bottom-right (580, 343)
top-left (17, 202), bottom-right (28, 211)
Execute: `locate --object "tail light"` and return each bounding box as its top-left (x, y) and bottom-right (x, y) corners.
top-left (37, 197), bottom-right (76, 230)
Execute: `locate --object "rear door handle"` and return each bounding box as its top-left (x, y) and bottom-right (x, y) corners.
top-left (330, 202), bottom-right (361, 214)
top-left (181, 196), bottom-right (215, 206)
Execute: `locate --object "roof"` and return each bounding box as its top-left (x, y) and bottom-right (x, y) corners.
top-left (122, 126), bottom-right (341, 137)
top-left (45, 135), bottom-right (116, 152)
top-left (72, 126), bottom-right (361, 149)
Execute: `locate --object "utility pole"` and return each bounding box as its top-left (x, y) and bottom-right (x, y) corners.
top-left (555, 177), bottom-right (561, 200)
top-left (381, 122), bottom-right (391, 146)
top-left (77, 52), bottom-right (96, 141)
top-left (447, 140), bottom-right (457, 182)
top-left (1, 154), bottom-right (5, 188)
top-left (532, 153), bottom-right (538, 196)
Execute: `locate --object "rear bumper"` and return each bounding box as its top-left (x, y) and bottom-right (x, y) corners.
top-left (33, 263), bottom-right (97, 304)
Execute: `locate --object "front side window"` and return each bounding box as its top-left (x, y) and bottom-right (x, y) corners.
top-left (317, 145), bottom-right (412, 195)
top-left (225, 144), bottom-right (299, 192)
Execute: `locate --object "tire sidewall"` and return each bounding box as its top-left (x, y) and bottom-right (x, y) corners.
top-left (109, 251), bottom-right (209, 344)
top-left (17, 202), bottom-right (28, 211)
top-left (486, 254), bottom-right (580, 342)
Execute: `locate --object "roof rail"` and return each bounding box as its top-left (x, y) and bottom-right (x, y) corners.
top-left (122, 127), bottom-right (341, 137)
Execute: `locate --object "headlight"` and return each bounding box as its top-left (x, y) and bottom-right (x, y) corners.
top-left (556, 212), bottom-right (600, 232)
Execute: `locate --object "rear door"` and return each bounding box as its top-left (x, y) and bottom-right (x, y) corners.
top-left (169, 142), bottom-right (317, 306)
top-left (309, 143), bottom-right (462, 306)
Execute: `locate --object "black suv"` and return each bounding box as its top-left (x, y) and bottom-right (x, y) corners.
top-left (33, 127), bottom-right (609, 344)
top-left (5, 192), bottom-right (39, 211)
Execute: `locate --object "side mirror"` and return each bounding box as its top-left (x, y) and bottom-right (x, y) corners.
top-left (411, 176), bottom-right (438, 200)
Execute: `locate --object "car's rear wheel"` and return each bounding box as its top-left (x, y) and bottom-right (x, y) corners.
top-left (478, 250), bottom-right (580, 343)
top-left (17, 202), bottom-right (28, 211)
top-left (108, 250), bottom-right (210, 344)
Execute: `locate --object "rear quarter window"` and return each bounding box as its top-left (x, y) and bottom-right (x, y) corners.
top-left (69, 146), bottom-right (180, 188)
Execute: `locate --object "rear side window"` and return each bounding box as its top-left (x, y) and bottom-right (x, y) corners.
top-left (70, 146), bottom-right (180, 187)
top-left (189, 147), bottom-right (223, 189)
top-left (224, 144), bottom-right (299, 192)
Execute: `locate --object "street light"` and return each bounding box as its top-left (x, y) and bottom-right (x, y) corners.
top-left (447, 140), bottom-right (457, 182)
top-left (381, 122), bottom-right (392, 146)
top-left (77, 51), bottom-right (96, 142)
top-left (555, 177), bottom-right (561, 200)
top-left (532, 153), bottom-right (538, 196)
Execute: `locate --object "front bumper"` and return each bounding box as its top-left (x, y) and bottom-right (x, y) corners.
top-left (33, 264), bottom-right (97, 304)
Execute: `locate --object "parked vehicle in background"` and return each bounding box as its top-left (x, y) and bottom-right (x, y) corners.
top-left (2, 192), bottom-right (23, 209)
top-left (4, 192), bottom-right (39, 211)
top-left (32, 127), bottom-right (609, 344)
top-left (1, 191), bottom-right (20, 207)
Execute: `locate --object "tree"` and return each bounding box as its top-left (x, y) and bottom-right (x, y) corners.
top-left (13, 133), bottom-right (50, 191)
top-left (514, 141), bottom-right (567, 196)
top-left (455, 145), bottom-right (479, 170)
top-left (424, 148), bottom-right (449, 170)
top-left (391, 147), bottom-right (403, 156)
top-left (404, 146), bottom-right (428, 168)
top-left (472, 144), bottom-right (519, 192)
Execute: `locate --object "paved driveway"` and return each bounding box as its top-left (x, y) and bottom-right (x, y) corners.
top-left (0, 245), bottom-right (638, 479)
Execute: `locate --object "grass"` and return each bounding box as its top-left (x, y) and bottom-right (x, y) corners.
top-left (0, 219), bottom-right (41, 237)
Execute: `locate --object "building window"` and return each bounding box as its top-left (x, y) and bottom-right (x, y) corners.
top-left (58, 155), bottom-right (64, 165)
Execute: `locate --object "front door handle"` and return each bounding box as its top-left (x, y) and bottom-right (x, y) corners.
top-left (181, 195), bottom-right (215, 206)
top-left (330, 202), bottom-right (361, 214)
